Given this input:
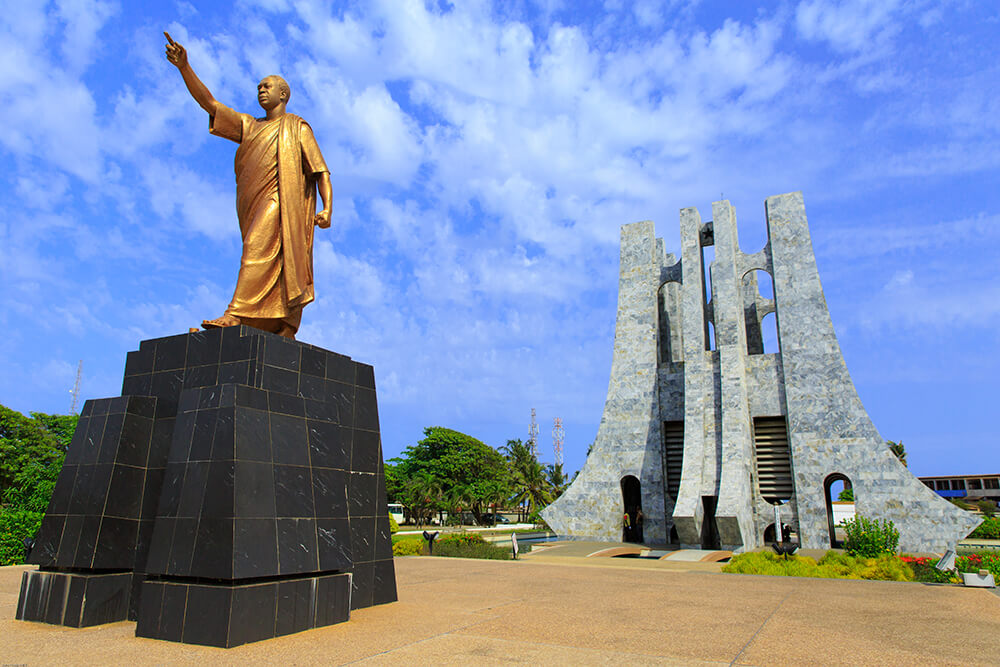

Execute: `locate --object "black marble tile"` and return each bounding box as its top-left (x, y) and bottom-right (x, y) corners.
top-left (118, 414), bottom-right (153, 467)
top-left (64, 575), bottom-right (86, 626)
top-left (374, 515), bottom-right (392, 561)
top-left (316, 518), bottom-right (352, 572)
top-left (188, 409), bottom-right (217, 461)
top-left (219, 383), bottom-right (236, 408)
top-left (126, 395), bottom-right (156, 419)
top-left (298, 373), bottom-right (327, 402)
top-left (219, 360), bottom-right (250, 385)
top-left (125, 348), bottom-right (154, 376)
top-left (28, 515), bottom-right (63, 566)
top-left (348, 472), bottom-right (377, 517)
top-left (154, 335), bottom-right (188, 372)
top-left (211, 407), bottom-right (236, 460)
top-left (64, 418), bottom-right (88, 465)
top-left (355, 363), bottom-right (376, 390)
top-left (221, 325), bottom-right (255, 362)
top-left (233, 519), bottom-right (278, 579)
top-left (372, 559), bottom-right (398, 606)
top-left (86, 464), bottom-right (113, 515)
top-left (168, 414), bottom-right (198, 468)
top-left (329, 381), bottom-right (355, 429)
top-left (303, 397), bottom-right (338, 423)
top-left (350, 560), bottom-right (374, 609)
top-left (230, 583), bottom-right (277, 647)
top-left (270, 413), bottom-right (308, 466)
top-left (275, 578), bottom-right (313, 637)
top-left (135, 580), bottom-right (163, 638)
top-left (354, 388), bottom-right (379, 432)
top-left (81, 415), bottom-right (106, 464)
top-left (191, 518), bottom-right (234, 579)
top-left (148, 417), bottom-right (174, 468)
top-left (48, 464), bottom-right (76, 514)
top-left (74, 515), bottom-right (102, 567)
top-left (158, 583), bottom-right (188, 642)
top-left (97, 412), bottom-right (124, 464)
top-left (308, 421), bottom-right (350, 470)
top-left (41, 573), bottom-right (69, 625)
top-left (274, 465), bottom-right (314, 518)
top-left (202, 460), bottom-right (235, 518)
top-left (262, 365), bottom-right (298, 395)
top-left (106, 464), bottom-right (144, 519)
top-left (235, 407), bottom-right (270, 462)
top-left (312, 468), bottom-right (349, 518)
top-left (150, 370), bottom-right (183, 415)
top-left (352, 429), bottom-right (380, 474)
top-left (264, 336), bottom-right (300, 371)
top-left (144, 518), bottom-right (173, 573)
top-left (177, 387), bottom-right (199, 414)
top-left (56, 515), bottom-right (83, 565)
top-left (300, 346), bottom-right (326, 378)
top-left (277, 518), bottom-right (319, 574)
top-left (186, 330), bottom-right (222, 367)
top-left (177, 462), bottom-right (210, 518)
top-left (92, 517), bottom-right (138, 569)
top-left (167, 517), bottom-right (198, 574)
top-left (156, 466), bottom-right (184, 517)
top-left (80, 400), bottom-right (95, 418)
top-left (109, 396), bottom-right (129, 414)
top-left (315, 573), bottom-right (351, 626)
top-left (269, 390), bottom-right (305, 417)
top-left (122, 373), bottom-right (151, 397)
top-left (326, 354), bottom-right (354, 383)
top-left (234, 461), bottom-right (275, 518)
top-left (236, 384), bottom-right (269, 411)
top-left (181, 584), bottom-right (231, 648)
top-left (92, 398), bottom-right (112, 416)
top-left (350, 517), bottom-right (375, 563)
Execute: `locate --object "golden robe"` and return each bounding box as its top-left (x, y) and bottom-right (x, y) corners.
top-left (210, 104), bottom-right (329, 334)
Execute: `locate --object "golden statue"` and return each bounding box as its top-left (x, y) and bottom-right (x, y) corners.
top-left (165, 32), bottom-right (332, 339)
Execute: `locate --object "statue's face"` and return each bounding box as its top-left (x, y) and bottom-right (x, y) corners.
top-left (257, 77), bottom-right (285, 111)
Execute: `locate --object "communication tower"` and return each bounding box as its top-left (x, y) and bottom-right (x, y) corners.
top-left (69, 360), bottom-right (82, 414)
top-left (552, 417), bottom-right (564, 466)
top-left (528, 408), bottom-right (539, 457)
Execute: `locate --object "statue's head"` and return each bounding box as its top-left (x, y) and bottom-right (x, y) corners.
top-left (257, 75), bottom-right (291, 110)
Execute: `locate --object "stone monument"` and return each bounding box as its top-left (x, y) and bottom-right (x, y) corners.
top-left (543, 192), bottom-right (979, 554)
top-left (15, 35), bottom-right (396, 648)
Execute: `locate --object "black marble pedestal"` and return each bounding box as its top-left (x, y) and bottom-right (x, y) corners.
top-left (16, 327), bottom-right (396, 647)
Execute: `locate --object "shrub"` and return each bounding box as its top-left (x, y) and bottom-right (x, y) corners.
top-left (434, 539), bottom-right (512, 560)
top-left (976, 500), bottom-right (997, 518)
top-left (392, 538), bottom-right (424, 557)
top-left (723, 551), bottom-right (916, 581)
top-left (956, 551), bottom-right (1000, 579)
top-left (0, 508), bottom-right (43, 566)
top-left (841, 515), bottom-right (899, 557)
top-left (969, 517), bottom-right (1000, 539)
top-left (389, 515), bottom-right (399, 534)
top-left (901, 555), bottom-right (960, 583)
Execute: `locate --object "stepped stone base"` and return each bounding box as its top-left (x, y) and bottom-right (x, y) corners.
top-left (136, 572), bottom-right (351, 648)
top-left (16, 570), bottom-right (132, 627)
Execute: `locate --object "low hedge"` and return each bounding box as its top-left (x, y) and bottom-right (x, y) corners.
top-left (722, 551), bottom-right (913, 581)
top-left (392, 538), bottom-right (424, 556)
top-left (968, 517), bottom-right (1000, 540)
top-left (956, 551), bottom-right (1000, 579)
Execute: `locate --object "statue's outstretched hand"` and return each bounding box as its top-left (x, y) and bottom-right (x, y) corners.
top-left (164, 32), bottom-right (187, 68)
top-left (315, 210), bottom-right (331, 229)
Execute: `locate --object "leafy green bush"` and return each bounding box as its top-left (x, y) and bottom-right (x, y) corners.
top-left (722, 550), bottom-right (915, 581)
top-left (389, 515), bottom-right (399, 534)
top-left (841, 515), bottom-right (899, 557)
top-left (392, 538), bottom-right (424, 556)
top-left (956, 551), bottom-right (1000, 579)
top-left (977, 500), bottom-right (997, 518)
top-left (901, 555), bottom-right (959, 583)
top-left (434, 539), bottom-right (512, 560)
top-left (969, 517), bottom-right (1000, 539)
top-left (0, 508), bottom-right (43, 566)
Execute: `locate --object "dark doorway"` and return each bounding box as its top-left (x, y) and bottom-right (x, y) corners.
top-left (620, 476), bottom-right (643, 543)
top-left (701, 496), bottom-right (720, 550)
top-left (763, 523), bottom-right (776, 543)
top-left (824, 473), bottom-right (853, 548)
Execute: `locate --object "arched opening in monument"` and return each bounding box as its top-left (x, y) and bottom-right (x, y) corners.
top-left (824, 473), bottom-right (854, 548)
top-left (658, 283), bottom-right (682, 364)
top-left (742, 269), bottom-right (777, 355)
top-left (763, 523), bottom-right (776, 543)
top-left (701, 244), bottom-right (716, 351)
top-left (620, 475), bottom-right (643, 543)
top-left (753, 416), bottom-right (793, 504)
top-left (700, 496), bottom-right (720, 549)
top-left (706, 320), bottom-right (717, 351)
top-left (760, 312), bottom-right (778, 354)
top-left (669, 524), bottom-right (679, 545)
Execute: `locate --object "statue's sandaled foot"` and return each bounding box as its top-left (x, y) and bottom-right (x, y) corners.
top-left (202, 314), bottom-right (241, 329)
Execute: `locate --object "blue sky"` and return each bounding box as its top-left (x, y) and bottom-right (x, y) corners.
top-left (2, 0), bottom-right (998, 478)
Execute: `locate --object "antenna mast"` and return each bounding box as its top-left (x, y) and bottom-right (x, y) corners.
top-left (552, 417), bottom-right (564, 467)
top-left (69, 360), bottom-right (82, 414)
top-left (528, 408), bottom-right (539, 458)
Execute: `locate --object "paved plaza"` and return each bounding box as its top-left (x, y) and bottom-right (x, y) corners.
top-left (3, 550), bottom-right (999, 665)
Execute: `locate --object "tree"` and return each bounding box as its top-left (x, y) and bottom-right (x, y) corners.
top-left (0, 405), bottom-right (77, 565)
top-left (545, 462), bottom-right (569, 498)
top-left (837, 487), bottom-right (854, 502)
top-left (502, 439), bottom-right (552, 519)
top-left (390, 427), bottom-right (511, 525)
top-left (887, 440), bottom-right (907, 467)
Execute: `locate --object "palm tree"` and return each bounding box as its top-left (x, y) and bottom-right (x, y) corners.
top-left (545, 462), bottom-right (569, 498)
top-left (887, 440), bottom-right (907, 467)
top-left (403, 472), bottom-right (442, 527)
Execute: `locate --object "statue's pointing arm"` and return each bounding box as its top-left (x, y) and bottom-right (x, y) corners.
top-left (164, 32), bottom-right (221, 116)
